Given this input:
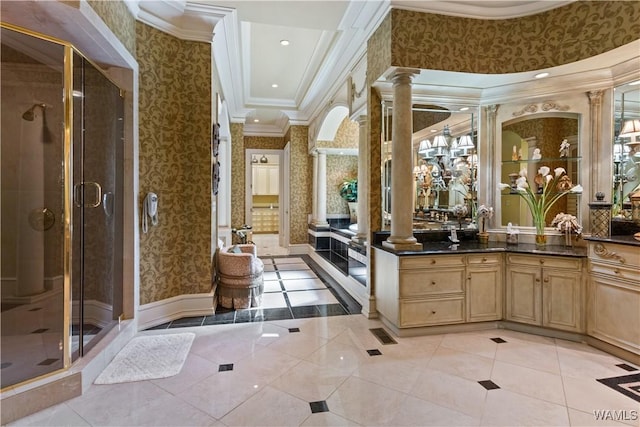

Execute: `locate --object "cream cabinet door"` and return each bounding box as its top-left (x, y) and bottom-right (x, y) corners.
top-left (543, 268), bottom-right (582, 332)
top-left (467, 266), bottom-right (502, 322)
top-left (505, 264), bottom-right (541, 325)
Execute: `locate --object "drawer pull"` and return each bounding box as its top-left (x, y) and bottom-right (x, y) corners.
top-left (431, 259), bottom-right (436, 265)
top-left (535, 278), bottom-right (540, 282)
top-left (594, 243), bottom-right (626, 264)
top-left (543, 277), bottom-right (549, 283)
top-left (614, 269), bottom-right (620, 275)
top-left (431, 311), bottom-right (436, 314)
top-left (539, 259), bottom-right (545, 265)
top-left (482, 257), bottom-right (487, 262)
top-left (431, 281), bottom-right (436, 285)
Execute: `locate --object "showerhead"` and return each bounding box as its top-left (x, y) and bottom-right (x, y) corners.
top-left (22, 103), bottom-right (46, 121)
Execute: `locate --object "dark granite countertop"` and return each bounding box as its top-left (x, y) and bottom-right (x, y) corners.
top-left (373, 241), bottom-right (587, 258)
top-left (584, 235), bottom-right (640, 247)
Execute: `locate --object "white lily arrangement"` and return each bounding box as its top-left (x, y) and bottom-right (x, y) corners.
top-left (499, 166), bottom-right (583, 236)
top-left (476, 204), bottom-right (493, 234)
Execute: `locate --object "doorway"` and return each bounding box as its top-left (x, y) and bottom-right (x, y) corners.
top-left (245, 149), bottom-right (288, 255)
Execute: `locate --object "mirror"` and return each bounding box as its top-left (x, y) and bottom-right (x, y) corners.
top-left (382, 101), bottom-right (478, 230)
top-left (613, 81), bottom-right (640, 219)
top-left (500, 114), bottom-right (580, 227)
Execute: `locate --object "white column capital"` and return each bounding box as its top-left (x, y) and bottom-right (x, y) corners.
top-left (387, 68), bottom-right (420, 85)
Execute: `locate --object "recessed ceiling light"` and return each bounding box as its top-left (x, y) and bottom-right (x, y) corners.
top-left (253, 119), bottom-right (259, 123)
top-left (459, 107), bottom-right (469, 111)
top-left (534, 72), bottom-right (549, 79)
top-left (280, 40), bottom-right (290, 46)
top-left (629, 80), bottom-right (640, 86)
top-left (271, 84), bottom-right (278, 88)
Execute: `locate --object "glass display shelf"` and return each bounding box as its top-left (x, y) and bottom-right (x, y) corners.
top-left (502, 156), bottom-right (581, 164)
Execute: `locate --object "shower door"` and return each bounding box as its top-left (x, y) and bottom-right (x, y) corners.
top-left (71, 52), bottom-right (124, 360)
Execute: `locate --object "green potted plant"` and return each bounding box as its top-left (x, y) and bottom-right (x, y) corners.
top-left (339, 178), bottom-right (358, 223)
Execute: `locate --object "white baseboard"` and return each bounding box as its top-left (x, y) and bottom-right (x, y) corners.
top-left (71, 300), bottom-right (115, 329)
top-left (137, 291), bottom-right (215, 330)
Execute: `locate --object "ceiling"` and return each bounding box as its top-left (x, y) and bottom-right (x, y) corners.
top-left (135, 0), bottom-right (581, 135)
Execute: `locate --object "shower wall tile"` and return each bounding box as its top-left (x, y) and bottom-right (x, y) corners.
top-left (137, 22), bottom-right (212, 305)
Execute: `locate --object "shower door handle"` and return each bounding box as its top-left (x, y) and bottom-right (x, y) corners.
top-left (73, 182), bottom-right (102, 208)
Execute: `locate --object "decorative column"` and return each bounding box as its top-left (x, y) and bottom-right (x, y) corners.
top-left (311, 149), bottom-right (319, 223)
top-left (383, 68), bottom-right (422, 250)
top-left (314, 149), bottom-right (329, 227)
top-left (353, 115), bottom-right (369, 243)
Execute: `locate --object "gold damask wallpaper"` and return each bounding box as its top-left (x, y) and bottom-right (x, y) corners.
top-left (87, 0), bottom-right (136, 56)
top-left (137, 22), bottom-right (212, 304)
top-left (368, 88), bottom-right (383, 232)
top-left (388, 2), bottom-right (640, 75)
top-left (327, 155), bottom-right (358, 215)
top-left (285, 126), bottom-right (312, 244)
top-left (317, 116), bottom-right (359, 149)
top-left (245, 136), bottom-right (285, 150)
top-left (230, 122), bottom-right (245, 231)
top-left (367, 12), bottom-right (391, 86)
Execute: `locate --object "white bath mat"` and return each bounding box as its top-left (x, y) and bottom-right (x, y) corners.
top-left (94, 333), bottom-right (195, 384)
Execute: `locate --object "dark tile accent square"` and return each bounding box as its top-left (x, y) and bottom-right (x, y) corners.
top-left (31, 328), bottom-right (49, 334)
top-left (369, 328), bottom-right (397, 345)
top-left (218, 363), bottom-right (234, 372)
top-left (291, 305), bottom-right (320, 319)
top-left (367, 349), bottom-right (382, 356)
top-left (28, 307), bottom-right (43, 312)
top-left (317, 304), bottom-right (348, 317)
top-left (597, 373), bottom-right (640, 402)
top-left (1, 362), bottom-right (12, 369)
top-left (289, 327), bottom-right (300, 333)
top-left (37, 358), bottom-right (59, 366)
top-left (478, 380), bottom-right (500, 390)
top-left (616, 363), bottom-right (638, 372)
top-left (491, 337), bottom-right (507, 343)
top-left (309, 401), bottom-right (329, 414)
top-left (169, 316), bottom-right (204, 328)
top-left (262, 308), bottom-right (293, 321)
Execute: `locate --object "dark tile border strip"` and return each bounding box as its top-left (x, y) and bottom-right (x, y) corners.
top-left (597, 373), bottom-right (640, 403)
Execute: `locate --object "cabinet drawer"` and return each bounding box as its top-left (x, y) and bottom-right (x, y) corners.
top-left (589, 261), bottom-right (640, 283)
top-left (507, 254), bottom-right (582, 271)
top-left (589, 242), bottom-right (640, 269)
top-left (399, 269), bottom-right (464, 297)
top-left (400, 255), bottom-right (464, 269)
top-left (400, 297), bottom-right (464, 327)
top-left (467, 253), bottom-right (502, 265)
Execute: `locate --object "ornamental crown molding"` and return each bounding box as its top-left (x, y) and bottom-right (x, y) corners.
top-left (135, 0), bottom-right (233, 42)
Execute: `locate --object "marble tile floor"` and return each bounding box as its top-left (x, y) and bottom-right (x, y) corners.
top-left (8, 316), bottom-right (640, 426)
top-left (148, 256), bottom-right (362, 329)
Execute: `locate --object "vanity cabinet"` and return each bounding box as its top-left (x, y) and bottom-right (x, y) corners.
top-left (505, 254), bottom-right (583, 333)
top-left (587, 242), bottom-right (640, 356)
top-left (374, 250), bottom-right (502, 328)
top-left (466, 254), bottom-right (503, 322)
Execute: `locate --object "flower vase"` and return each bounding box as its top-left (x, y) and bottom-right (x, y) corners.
top-left (535, 234), bottom-right (547, 246)
top-left (534, 218), bottom-right (546, 247)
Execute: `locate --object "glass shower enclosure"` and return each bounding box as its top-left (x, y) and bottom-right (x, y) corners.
top-left (1, 24), bottom-right (124, 389)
